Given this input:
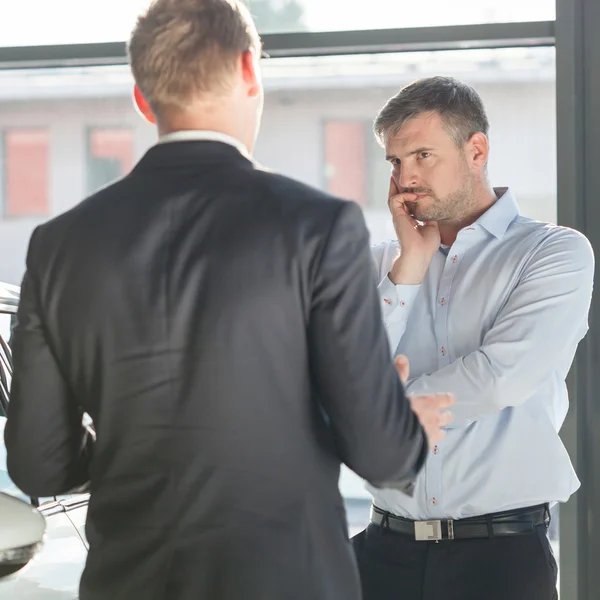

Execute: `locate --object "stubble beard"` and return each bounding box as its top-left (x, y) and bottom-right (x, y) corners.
top-left (410, 179), bottom-right (476, 224)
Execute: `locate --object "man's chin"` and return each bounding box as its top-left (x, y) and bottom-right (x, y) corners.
top-left (405, 202), bottom-right (421, 218)
top-left (411, 204), bottom-right (441, 222)
top-left (406, 201), bottom-right (432, 221)
top-left (410, 209), bottom-right (429, 221)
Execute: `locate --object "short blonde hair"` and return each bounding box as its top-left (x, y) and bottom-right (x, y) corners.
top-left (128, 0), bottom-right (261, 113)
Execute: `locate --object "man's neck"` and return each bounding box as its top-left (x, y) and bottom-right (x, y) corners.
top-left (157, 101), bottom-right (250, 153)
top-left (438, 184), bottom-right (498, 247)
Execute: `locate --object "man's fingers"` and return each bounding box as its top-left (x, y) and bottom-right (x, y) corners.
top-left (428, 429), bottom-right (446, 444)
top-left (395, 355), bottom-right (410, 384)
top-left (388, 192), bottom-right (408, 215)
top-left (408, 393), bottom-right (455, 446)
top-left (389, 198), bottom-right (423, 230)
top-left (392, 204), bottom-right (421, 233)
top-left (431, 393), bottom-right (455, 408)
top-left (409, 393), bottom-right (455, 409)
top-left (388, 178), bottom-right (417, 223)
top-left (388, 176), bottom-right (399, 200)
top-left (438, 410), bottom-right (454, 428)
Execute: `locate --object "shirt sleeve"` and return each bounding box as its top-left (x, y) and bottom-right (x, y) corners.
top-left (371, 242), bottom-right (421, 355)
top-left (405, 228), bottom-right (594, 427)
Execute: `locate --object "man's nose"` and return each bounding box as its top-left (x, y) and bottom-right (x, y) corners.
top-left (398, 165), bottom-right (418, 191)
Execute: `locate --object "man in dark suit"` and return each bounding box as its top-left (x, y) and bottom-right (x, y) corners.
top-left (5, 1), bottom-right (453, 599)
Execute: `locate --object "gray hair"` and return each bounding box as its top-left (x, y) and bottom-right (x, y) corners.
top-left (374, 76), bottom-right (490, 148)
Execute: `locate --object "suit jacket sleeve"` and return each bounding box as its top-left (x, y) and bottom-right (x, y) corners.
top-left (5, 227), bottom-right (91, 498)
top-left (308, 202), bottom-right (427, 489)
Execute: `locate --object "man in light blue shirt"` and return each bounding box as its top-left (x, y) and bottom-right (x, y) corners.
top-left (352, 76), bottom-right (594, 600)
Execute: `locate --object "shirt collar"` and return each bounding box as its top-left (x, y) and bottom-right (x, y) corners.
top-left (473, 187), bottom-right (520, 239)
top-left (157, 130), bottom-right (250, 159)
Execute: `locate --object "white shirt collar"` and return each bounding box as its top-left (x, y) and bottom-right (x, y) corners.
top-left (157, 130), bottom-right (250, 159)
top-left (474, 187), bottom-right (520, 239)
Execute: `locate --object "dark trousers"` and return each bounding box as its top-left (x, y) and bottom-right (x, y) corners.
top-left (352, 522), bottom-right (558, 600)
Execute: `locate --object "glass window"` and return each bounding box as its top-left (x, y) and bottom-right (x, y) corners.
top-left (256, 47), bottom-right (557, 243)
top-left (0, 0), bottom-right (148, 46)
top-left (2, 130), bottom-right (50, 217)
top-left (323, 121), bottom-right (369, 206)
top-left (250, 0), bottom-right (556, 34)
top-left (0, 1), bottom-right (555, 45)
top-left (87, 128), bottom-right (134, 194)
top-left (0, 47), bottom-right (558, 558)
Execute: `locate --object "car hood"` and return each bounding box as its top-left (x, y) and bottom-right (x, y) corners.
top-left (0, 284), bottom-right (19, 315)
top-left (0, 418), bottom-right (88, 599)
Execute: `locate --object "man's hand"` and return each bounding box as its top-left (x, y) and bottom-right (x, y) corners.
top-left (408, 394), bottom-right (454, 446)
top-left (396, 354), bottom-right (410, 385)
top-left (394, 356), bottom-right (454, 447)
top-left (388, 177), bottom-right (440, 285)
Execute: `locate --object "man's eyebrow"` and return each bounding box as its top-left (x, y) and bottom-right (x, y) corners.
top-left (385, 147), bottom-right (434, 161)
top-left (410, 146), bottom-right (434, 155)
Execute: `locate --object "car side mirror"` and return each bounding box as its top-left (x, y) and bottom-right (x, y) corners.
top-left (0, 492), bottom-right (45, 578)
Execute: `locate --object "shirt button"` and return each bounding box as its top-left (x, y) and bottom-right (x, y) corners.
top-left (432, 498), bottom-right (437, 506)
top-left (441, 347), bottom-right (446, 356)
top-left (452, 255), bottom-right (458, 263)
top-left (433, 445), bottom-right (439, 455)
top-left (440, 297), bottom-right (445, 306)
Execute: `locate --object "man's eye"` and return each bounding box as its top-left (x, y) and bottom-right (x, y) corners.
top-left (419, 152), bottom-right (431, 159)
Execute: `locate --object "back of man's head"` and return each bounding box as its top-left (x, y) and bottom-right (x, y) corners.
top-left (128, 0), bottom-right (261, 116)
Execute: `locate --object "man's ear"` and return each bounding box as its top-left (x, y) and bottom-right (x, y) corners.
top-left (466, 132), bottom-right (489, 171)
top-left (240, 49), bottom-right (261, 98)
top-left (133, 85), bottom-right (156, 124)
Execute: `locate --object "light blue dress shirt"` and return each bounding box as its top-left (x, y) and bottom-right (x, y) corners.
top-left (368, 188), bottom-right (594, 520)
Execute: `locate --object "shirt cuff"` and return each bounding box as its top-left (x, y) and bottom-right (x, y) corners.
top-left (378, 275), bottom-right (421, 321)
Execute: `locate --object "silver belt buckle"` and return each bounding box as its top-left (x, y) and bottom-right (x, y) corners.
top-left (414, 520), bottom-right (443, 541)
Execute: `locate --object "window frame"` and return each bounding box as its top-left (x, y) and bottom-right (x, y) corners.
top-left (0, 22), bottom-right (556, 67)
top-left (0, 13), bottom-right (597, 599)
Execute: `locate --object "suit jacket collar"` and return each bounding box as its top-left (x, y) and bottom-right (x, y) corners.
top-left (134, 138), bottom-right (253, 173)
top-left (157, 130), bottom-right (250, 159)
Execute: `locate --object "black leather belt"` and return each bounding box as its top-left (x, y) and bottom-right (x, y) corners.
top-left (370, 503), bottom-right (550, 541)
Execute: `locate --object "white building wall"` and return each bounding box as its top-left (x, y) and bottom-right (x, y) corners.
top-left (0, 81), bottom-right (556, 290)
top-left (0, 79), bottom-right (557, 498)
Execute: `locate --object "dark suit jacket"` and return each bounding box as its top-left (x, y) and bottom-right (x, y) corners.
top-left (6, 141), bottom-right (426, 600)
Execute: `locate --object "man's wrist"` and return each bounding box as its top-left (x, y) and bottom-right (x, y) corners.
top-left (389, 256), bottom-right (428, 285)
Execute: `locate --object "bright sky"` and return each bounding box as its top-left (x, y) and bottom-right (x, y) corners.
top-left (0, 0), bottom-right (555, 47)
